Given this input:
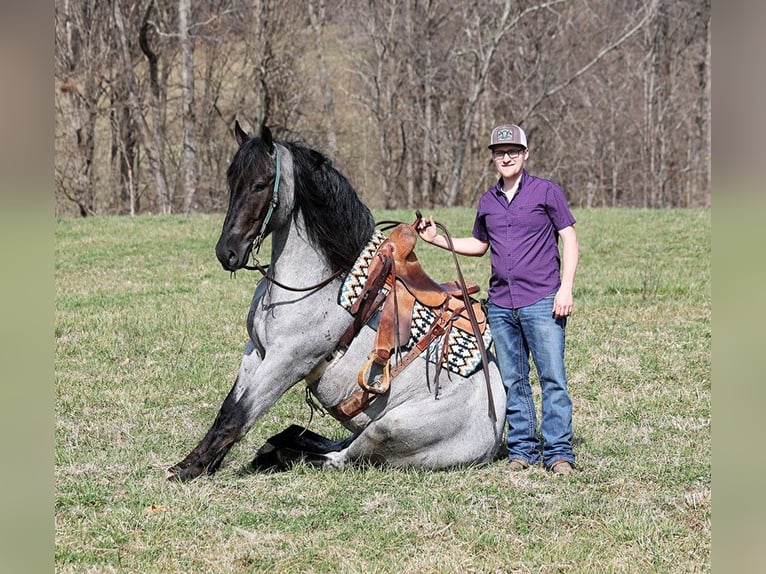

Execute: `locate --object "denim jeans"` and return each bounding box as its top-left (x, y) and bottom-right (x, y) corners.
top-left (487, 297), bottom-right (574, 468)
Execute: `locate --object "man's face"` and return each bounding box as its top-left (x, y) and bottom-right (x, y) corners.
top-left (491, 145), bottom-right (528, 179)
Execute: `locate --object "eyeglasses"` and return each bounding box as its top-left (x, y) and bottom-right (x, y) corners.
top-left (492, 149), bottom-right (525, 160)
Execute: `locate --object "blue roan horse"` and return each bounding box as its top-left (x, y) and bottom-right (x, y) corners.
top-left (168, 123), bottom-right (507, 481)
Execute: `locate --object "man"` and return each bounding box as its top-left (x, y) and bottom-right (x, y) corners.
top-left (417, 124), bottom-right (579, 475)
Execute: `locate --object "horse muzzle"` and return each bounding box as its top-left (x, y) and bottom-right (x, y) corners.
top-left (215, 236), bottom-right (253, 271)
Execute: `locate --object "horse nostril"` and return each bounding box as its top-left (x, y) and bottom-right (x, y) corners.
top-left (227, 252), bottom-right (238, 267)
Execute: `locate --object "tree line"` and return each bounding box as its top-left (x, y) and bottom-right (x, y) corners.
top-left (54, 0), bottom-right (711, 217)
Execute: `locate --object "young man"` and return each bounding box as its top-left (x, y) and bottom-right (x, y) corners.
top-left (417, 124), bottom-right (579, 475)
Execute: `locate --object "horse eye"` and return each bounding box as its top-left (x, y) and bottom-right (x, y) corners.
top-left (253, 183), bottom-right (267, 193)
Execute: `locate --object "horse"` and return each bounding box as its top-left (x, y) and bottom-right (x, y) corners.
top-left (167, 122), bottom-right (507, 481)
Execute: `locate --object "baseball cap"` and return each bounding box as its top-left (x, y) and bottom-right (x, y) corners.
top-left (488, 124), bottom-right (527, 149)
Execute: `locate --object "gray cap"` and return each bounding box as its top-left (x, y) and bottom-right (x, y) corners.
top-left (488, 124), bottom-right (527, 149)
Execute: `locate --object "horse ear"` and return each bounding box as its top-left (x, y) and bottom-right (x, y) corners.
top-left (260, 124), bottom-right (274, 151)
top-left (234, 120), bottom-right (249, 146)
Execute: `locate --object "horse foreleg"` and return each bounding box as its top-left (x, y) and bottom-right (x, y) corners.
top-left (167, 376), bottom-right (253, 481)
top-left (167, 341), bottom-right (270, 482)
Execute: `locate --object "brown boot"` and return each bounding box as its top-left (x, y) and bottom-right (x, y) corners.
top-left (508, 458), bottom-right (530, 471)
top-left (549, 459), bottom-right (574, 475)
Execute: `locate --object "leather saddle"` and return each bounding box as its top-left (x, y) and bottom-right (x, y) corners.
top-left (335, 222), bottom-right (487, 413)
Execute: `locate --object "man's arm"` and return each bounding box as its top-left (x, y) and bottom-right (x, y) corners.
top-left (554, 225), bottom-right (579, 318)
top-left (417, 215), bottom-right (489, 256)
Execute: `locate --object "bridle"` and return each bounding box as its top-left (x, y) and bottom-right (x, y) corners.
top-left (241, 145), bottom-right (344, 292)
top-left (250, 145), bottom-right (281, 255)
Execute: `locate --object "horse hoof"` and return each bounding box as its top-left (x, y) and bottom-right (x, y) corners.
top-left (166, 464), bottom-right (201, 482)
top-left (166, 466), bottom-right (187, 482)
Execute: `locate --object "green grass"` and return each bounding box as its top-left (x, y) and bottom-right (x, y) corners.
top-left (55, 208), bottom-right (710, 573)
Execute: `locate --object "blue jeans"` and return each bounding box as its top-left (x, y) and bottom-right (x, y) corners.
top-left (487, 297), bottom-right (574, 468)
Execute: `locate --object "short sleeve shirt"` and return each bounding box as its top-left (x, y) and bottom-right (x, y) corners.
top-left (472, 170), bottom-right (576, 309)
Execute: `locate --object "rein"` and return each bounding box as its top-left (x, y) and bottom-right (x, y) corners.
top-left (427, 215), bottom-right (494, 419)
top-left (243, 257), bottom-right (344, 292)
top-left (397, 211), bottom-right (495, 419)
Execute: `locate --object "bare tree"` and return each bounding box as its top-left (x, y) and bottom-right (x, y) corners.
top-left (179, 0), bottom-right (199, 213)
top-left (308, 0), bottom-right (338, 156)
top-left (347, 1), bottom-right (408, 208)
top-left (113, 0), bottom-right (172, 213)
top-left (54, 0), bottom-right (111, 216)
top-left (400, 0), bottom-right (452, 209)
top-left (109, 73), bottom-right (139, 215)
top-left (190, 3), bottom-right (239, 211)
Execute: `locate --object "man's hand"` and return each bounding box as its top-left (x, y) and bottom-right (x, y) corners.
top-left (417, 215), bottom-right (437, 243)
top-left (553, 289), bottom-right (574, 318)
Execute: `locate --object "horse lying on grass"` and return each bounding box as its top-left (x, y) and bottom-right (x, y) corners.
top-left (167, 123), bottom-right (506, 481)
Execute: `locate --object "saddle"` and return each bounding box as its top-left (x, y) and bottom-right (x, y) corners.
top-left (330, 221), bottom-right (491, 420)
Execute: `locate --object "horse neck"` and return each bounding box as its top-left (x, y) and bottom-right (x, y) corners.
top-left (269, 211), bottom-right (334, 284)
top-left (265, 142), bottom-right (374, 285)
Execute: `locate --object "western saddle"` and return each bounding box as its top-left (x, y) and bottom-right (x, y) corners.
top-left (328, 216), bottom-right (494, 420)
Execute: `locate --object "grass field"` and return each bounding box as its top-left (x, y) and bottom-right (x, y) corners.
top-left (55, 208), bottom-right (710, 573)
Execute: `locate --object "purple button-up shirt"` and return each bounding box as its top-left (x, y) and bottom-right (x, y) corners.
top-left (472, 170), bottom-right (576, 309)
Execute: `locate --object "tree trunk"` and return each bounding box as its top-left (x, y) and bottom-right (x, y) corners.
top-left (445, 0), bottom-right (513, 206)
top-left (113, 0), bottom-right (170, 214)
top-left (700, 0), bottom-right (711, 206)
top-left (137, 0), bottom-right (172, 213)
top-left (55, 0), bottom-right (99, 216)
top-left (179, 0), bottom-right (198, 213)
top-left (308, 0), bottom-right (337, 156)
top-left (110, 85), bottom-right (137, 215)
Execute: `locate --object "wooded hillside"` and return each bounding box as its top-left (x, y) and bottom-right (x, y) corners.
top-left (54, 0), bottom-right (710, 216)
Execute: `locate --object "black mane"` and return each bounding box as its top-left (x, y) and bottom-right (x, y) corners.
top-left (282, 141), bottom-right (375, 273)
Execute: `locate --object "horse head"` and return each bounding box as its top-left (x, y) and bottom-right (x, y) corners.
top-left (215, 121), bottom-right (280, 271)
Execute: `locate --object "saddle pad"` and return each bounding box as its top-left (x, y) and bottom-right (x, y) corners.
top-left (407, 300), bottom-right (493, 378)
top-left (339, 230), bottom-right (388, 310)
top-left (340, 231), bottom-right (492, 378)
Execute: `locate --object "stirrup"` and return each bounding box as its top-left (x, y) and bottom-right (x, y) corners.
top-left (357, 355), bottom-right (391, 395)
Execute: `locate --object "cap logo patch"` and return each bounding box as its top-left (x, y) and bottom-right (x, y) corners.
top-left (497, 129), bottom-right (512, 140)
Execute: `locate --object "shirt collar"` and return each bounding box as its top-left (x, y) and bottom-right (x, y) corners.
top-left (492, 170), bottom-right (527, 196)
